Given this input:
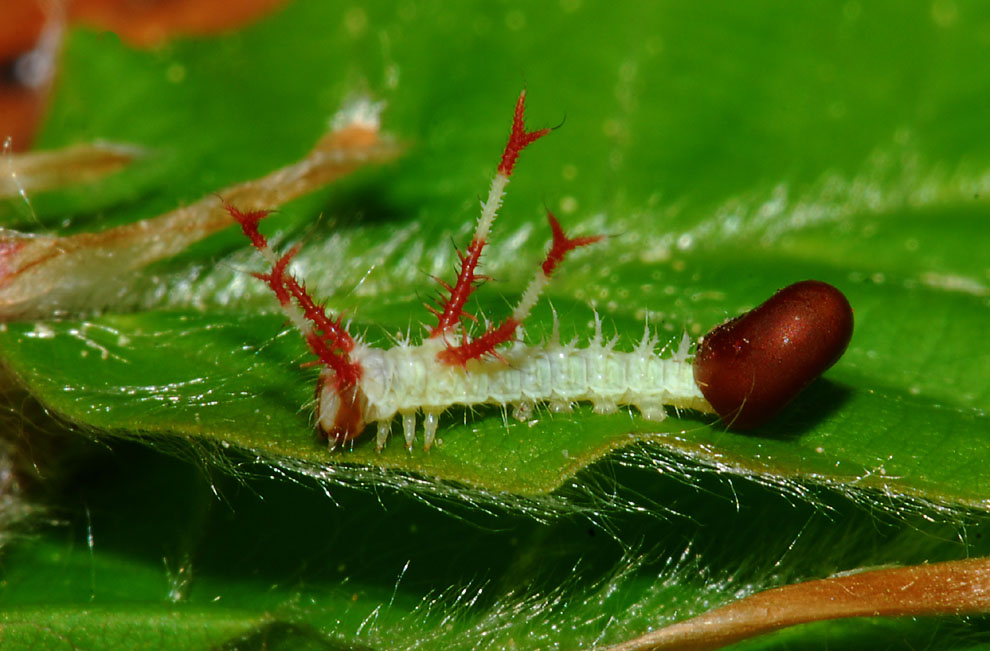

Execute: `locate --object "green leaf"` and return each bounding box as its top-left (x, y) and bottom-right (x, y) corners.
top-left (2, 1), bottom-right (989, 648)
top-left (3, 1), bottom-right (988, 506)
top-left (0, 606), bottom-right (274, 651)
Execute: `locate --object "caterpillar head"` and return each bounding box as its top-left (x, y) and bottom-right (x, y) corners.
top-left (316, 368), bottom-right (367, 447)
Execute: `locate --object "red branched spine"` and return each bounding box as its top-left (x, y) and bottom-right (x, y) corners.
top-left (252, 245), bottom-right (298, 307)
top-left (498, 90), bottom-right (551, 176)
top-left (228, 205), bottom-right (270, 249)
top-left (438, 210), bottom-right (602, 366)
top-left (436, 319), bottom-right (520, 366)
top-left (224, 201), bottom-right (362, 388)
top-left (429, 90), bottom-right (550, 339)
top-left (542, 210), bottom-right (603, 276)
top-left (429, 239), bottom-right (485, 336)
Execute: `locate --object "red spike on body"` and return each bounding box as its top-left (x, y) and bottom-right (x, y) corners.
top-left (222, 200), bottom-right (361, 390)
top-left (430, 91), bottom-right (550, 339)
top-left (254, 246), bottom-right (300, 307)
top-left (438, 211), bottom-right (601, 366)
top-left (431, 276), bottom-right (454, 293)
top-left (430, 238), bottom-right (485, 336)
top-left (226, 202), bottom-right (272, 250)
top-left (542, 211), bottom-right (603, 276)
top-left (498, 90), bottom-right (551, 176)
top-left (437, 319), bottom-right (520, 366)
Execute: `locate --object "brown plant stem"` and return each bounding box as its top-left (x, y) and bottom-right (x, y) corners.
top-left (606, 557), bottom-right (990, 651)
top-left (0, 116), bottom-right (400, 320)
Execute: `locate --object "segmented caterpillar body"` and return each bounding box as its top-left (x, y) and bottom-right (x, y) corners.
top-left (227, 91), bottom-right (719, 450)
top-left (327, 328), bottom-right (712, 450)
top-left (227, 91), bottom-right (853, 450)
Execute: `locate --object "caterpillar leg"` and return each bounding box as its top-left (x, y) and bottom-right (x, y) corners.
top-left (637, 403), bottom-right (668, 421)
top-left (423, 410), bottom-right (441, 450)
top-left (401, 411), bottom-right (417, 450)
top-left (592, 399), bottom-right (619, 415)
top-left (375, 420), bottom-right (391, 452)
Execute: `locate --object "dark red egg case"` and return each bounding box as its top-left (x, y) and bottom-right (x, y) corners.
top-left (693, 280), bottom-right (854, 429)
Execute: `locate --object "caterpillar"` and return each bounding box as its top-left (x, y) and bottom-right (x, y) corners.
top-left (226, 91), bottom-right (853, 450)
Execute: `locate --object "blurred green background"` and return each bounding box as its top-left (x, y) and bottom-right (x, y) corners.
top-left (0, 1), bottom-right (989, 648)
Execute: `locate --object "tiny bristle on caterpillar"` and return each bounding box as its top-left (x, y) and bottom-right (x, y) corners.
top-left (227, 91), bottom-right (854, 451)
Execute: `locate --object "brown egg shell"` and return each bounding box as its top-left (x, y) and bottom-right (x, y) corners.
top-left (693, 280), bottom-right (853, 429)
